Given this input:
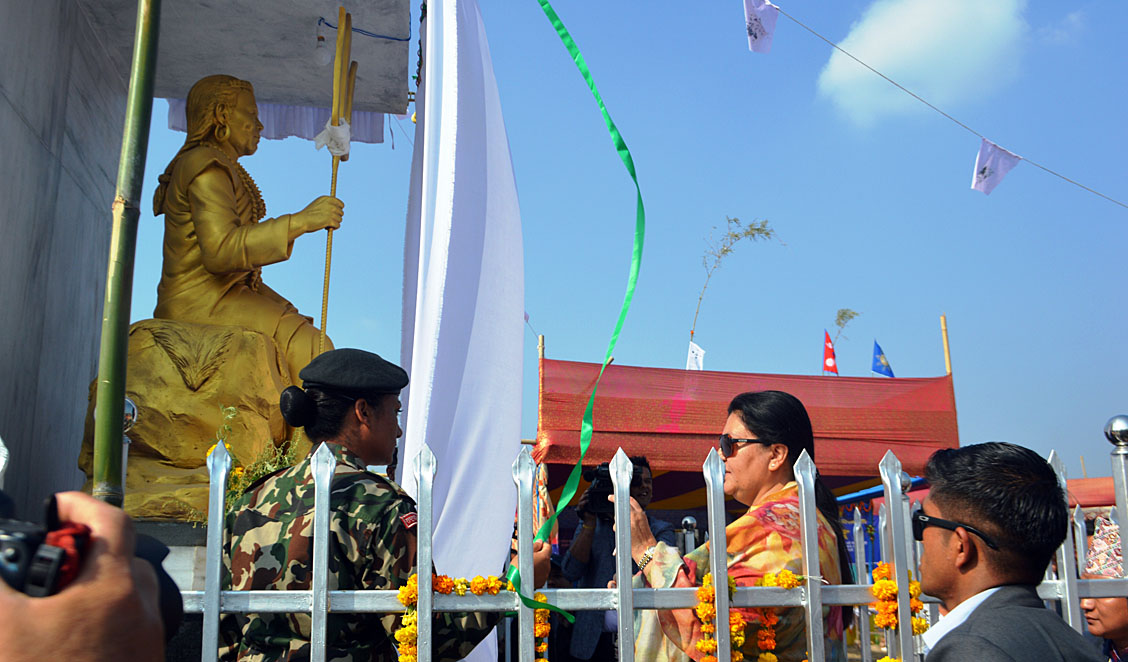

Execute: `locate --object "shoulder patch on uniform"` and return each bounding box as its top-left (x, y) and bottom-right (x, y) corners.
top-left (400, 512), bottom-right (418, 530)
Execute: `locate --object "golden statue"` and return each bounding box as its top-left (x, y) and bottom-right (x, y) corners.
top-left (152, 74), bottom-right (343, 384)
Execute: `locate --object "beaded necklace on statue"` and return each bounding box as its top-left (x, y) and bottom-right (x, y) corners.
top-left (206, 143), bottom-right (267, 221)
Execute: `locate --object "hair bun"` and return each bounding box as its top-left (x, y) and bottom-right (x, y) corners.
top-left (280, 386), bottom-right (317, 428)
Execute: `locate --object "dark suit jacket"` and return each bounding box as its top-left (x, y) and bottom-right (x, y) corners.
top-left (926, 584), bottom-right (1104, 661)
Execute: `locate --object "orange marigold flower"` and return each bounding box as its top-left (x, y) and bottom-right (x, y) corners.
top-left (757, 653), bottom-right (778, 662)
top-left (486, 576), bottom-right (503, 595)
top-left (534, 622), bottom-right (551, 638)
top-left (536, 642), bottom-right (548, 653)
top-left (453, 578), bottom-right (469, 596)
top-left (696, 603), bottom-right (717, 621)
top-left (760, 572), bottom-right (779, 587)
top-left (730, 611), bottom-right (746, 630)
top-left (874, 612), bottom-right (898, 629)
top-left (756, 629), bottom-right (776, 650)
top-left (469, 576), bottom-right (488, 595)
top-left (755, 608), bottom-right (779, 627)
top-left (911, 616), bottom-right (930, 635)
top-left (702, 573), bottom-right (714, 587)
top-left (698, 584), bottom-right (716, 602)
top-left (910, 597), bottom-right (925, 613)
top-left (875, 600), bottom-right (899, 615)
top-left (701, 623), bottom-right (716, 634)
top-left (871, 579), bottom-right (898, 601)
top-left (775, 569), bottom-right (801, 589)
top-left (908, 580), bottom-right (922, 599)
top-left (697, 638), bottom-right (719, 654)
top-left (433, 575), bottom-right (454, 594)
top-left (732, 652), bottom-right (744, 662)
top-left (702, 656), bottom-right (718, 662)
top-left (397, 575), bottom-right (418, 607)
top-left (872, 563), bottom-right (893, 582)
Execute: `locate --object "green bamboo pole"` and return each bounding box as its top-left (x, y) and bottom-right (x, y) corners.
top-left (92, 0), bottom-right (161, 506)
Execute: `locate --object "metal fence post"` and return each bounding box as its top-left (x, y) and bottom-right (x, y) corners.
top-left (1048, 451), bottom-right (1082, 632)
top-left (610, 450), bottom-right (636, 662)
top-left (309, 443), bottom-right (336, 662)
top-left (681, 516), bottom-right (698, 556)
top-left (1073, 506), bottom-right (1087, 573)
top-left (415, 445), bottom-right (437, 662)
top-left (512, 447), bottom-right (536, 662)
top-left (853, 508), bottom-right (873, 662)
top-left (201, 441), bottom-right (231, 662)
top-left (703, 449), bottom-right (731, 662)
top-left (878, 452), bottom-right (914, 660)
top-left (1106, 416), bottom-right (1128, 554)
top-left (795, 451), bottom-right (826, 661)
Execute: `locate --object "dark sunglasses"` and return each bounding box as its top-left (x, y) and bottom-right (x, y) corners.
top-left (717, 434), bottom-right (770, 458)
top-left (912, 510), bottom-right (999, 550)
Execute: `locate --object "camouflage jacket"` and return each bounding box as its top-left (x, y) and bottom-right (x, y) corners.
top-left (219, 443), bottom-right (497, 661)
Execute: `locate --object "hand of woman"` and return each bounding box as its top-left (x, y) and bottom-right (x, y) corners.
top-left (292, 195), bottom-right (344, 234)
top-left (609, 495), bottom-right (658, 562)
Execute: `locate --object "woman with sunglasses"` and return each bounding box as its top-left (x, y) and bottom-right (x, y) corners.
top-left (623, 390), bottom-right (853, 661)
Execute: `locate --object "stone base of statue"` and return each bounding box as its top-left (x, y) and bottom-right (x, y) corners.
top-left (78, 318), bottom-right (301, 519)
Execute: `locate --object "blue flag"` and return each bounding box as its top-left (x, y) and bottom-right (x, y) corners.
top-left (872, 340), bottom-right (895, 377)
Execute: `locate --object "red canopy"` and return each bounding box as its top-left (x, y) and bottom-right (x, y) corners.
top-left (533, 358), bottom-right (959, 481)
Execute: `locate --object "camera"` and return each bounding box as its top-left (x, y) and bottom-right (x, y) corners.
top-left (581, 462), bottom-right (642, 515)
top-left (0, 501), bottom-right (89, 597)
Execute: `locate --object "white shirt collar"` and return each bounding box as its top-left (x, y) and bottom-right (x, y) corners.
top-left (920, 586), bottom-right (1003, 654)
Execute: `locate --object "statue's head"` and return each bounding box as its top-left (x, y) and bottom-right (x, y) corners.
top-left (184, 75), bottom-right (262, 157)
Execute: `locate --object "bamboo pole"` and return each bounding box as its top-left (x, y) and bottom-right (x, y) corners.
top-left (940, 313), bottom-right (952, 375)
top-left (92, 0), bottom-right (161, 506)
top-left (319, 8), bottom-right (350, 353)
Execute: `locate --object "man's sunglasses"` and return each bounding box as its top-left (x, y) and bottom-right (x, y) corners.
top-left (717, 434), bottom-right (770, 458)
top-left (911, 510), bottom-right (999, 550)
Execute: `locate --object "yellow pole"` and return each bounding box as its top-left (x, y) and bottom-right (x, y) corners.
top-left (940, 313), bottom-right (952, 375)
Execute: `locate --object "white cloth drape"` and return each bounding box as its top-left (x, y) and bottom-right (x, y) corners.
top-left (686, 341), bottom-right (705, 370)
top-left (167, 99), bottom-right (385, 144)
top-left (399, 1), bottom-right (524, 660)
top-left (971, 138), bottom-right (1022, 195)
top-left (743, 0), bottom-right (780, 54)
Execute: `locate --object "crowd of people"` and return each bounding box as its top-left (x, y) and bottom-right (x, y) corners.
top-left (4, 347), bottom-right (1128, 661)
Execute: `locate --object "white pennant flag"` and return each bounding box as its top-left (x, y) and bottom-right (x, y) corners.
top-left (971, 138), bottom-right (1022, 195)
top-left (743, 0), bottom-right (780, 54)
top-left (686, 340), bottom-right (705, 371)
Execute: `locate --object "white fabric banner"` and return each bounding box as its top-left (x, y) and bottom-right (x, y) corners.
top-left (686, 340), bottom-right (705, 370)
top-left (971, 137), bottom-right (1022, 195)
top-left (399, 1), bottom-right (523, 661)
top-left (743, 0), bottom-right (780, 54)
top-left (167, 99), bottom-right (385, 144)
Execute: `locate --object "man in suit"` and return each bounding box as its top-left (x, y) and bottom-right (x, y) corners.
top-left (918, 442), bottom-right (1103, 661)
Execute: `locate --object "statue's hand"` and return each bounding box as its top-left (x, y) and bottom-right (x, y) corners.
top-left (292, 196), bottom-right (344, 235)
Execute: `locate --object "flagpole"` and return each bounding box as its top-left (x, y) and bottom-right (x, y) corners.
top-left (940, 314), bottom-right (952, 375)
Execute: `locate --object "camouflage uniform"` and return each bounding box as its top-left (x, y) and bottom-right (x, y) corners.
top-left (219, 443), bottom-right (497, 661)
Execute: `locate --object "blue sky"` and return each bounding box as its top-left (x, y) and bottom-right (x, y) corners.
top-left (131, 0), bottom-right (1127, 481)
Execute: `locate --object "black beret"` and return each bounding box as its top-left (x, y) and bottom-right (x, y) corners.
top-left (298, 348), bottom-right (409, 395)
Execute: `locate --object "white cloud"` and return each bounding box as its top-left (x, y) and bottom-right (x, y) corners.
top-left (816, 0), bottom-right (1028, 127)
top-left (1036, 11), bottom-right (1084, 45)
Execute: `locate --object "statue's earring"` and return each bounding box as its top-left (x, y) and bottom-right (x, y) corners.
top-left (216, 124), bottom-right (230, 142)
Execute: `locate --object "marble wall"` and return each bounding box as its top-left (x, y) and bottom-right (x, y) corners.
top-left (0, 2), bottom-right (127, 515)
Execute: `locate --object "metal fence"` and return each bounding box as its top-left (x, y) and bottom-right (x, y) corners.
top-left (183, 432), bottom-right (1128, 662)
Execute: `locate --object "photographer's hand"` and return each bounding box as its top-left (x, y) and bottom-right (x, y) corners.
top-left (0, 492), bottom-right (164, 662)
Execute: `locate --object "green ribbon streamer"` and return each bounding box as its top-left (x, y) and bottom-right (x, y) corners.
top-left (505, 0), bottom-right (646, 624)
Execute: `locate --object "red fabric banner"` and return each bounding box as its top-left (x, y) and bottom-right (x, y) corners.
top-left (823, 330), bottom-right (838, 374)
top-left (534, 358), bottom-right (959, 480)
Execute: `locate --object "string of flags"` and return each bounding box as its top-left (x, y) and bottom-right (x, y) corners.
top-left (741, 0), bottom-right (1127, 208)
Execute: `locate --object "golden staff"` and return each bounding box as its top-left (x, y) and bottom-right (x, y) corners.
top-left (319, 7), bottom-right (357, 353)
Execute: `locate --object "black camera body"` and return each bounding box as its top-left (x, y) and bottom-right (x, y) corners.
top-left (0, 517), bottom-right (87, 597)
top-left (581, 462), bottom-right (642, 515)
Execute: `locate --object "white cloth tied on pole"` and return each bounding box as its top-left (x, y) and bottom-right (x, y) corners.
top-left (971, 138), bottom-right (1022, 195)
top-left (687, 340), bottom-right (705, 370)
top-left (743, 0), bottom-right (780, 54)
top-left (314, 119), bottom-right (352, 156)
top-left (167, 99), bottom-right (384, 144)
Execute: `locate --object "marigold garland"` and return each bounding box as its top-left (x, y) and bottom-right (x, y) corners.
top-left (395, 573), bottom-right (551, 661)
top-left (695, 570), bottom-right (803, 662)
top-left (869, 563), bottom-right (928, 636)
